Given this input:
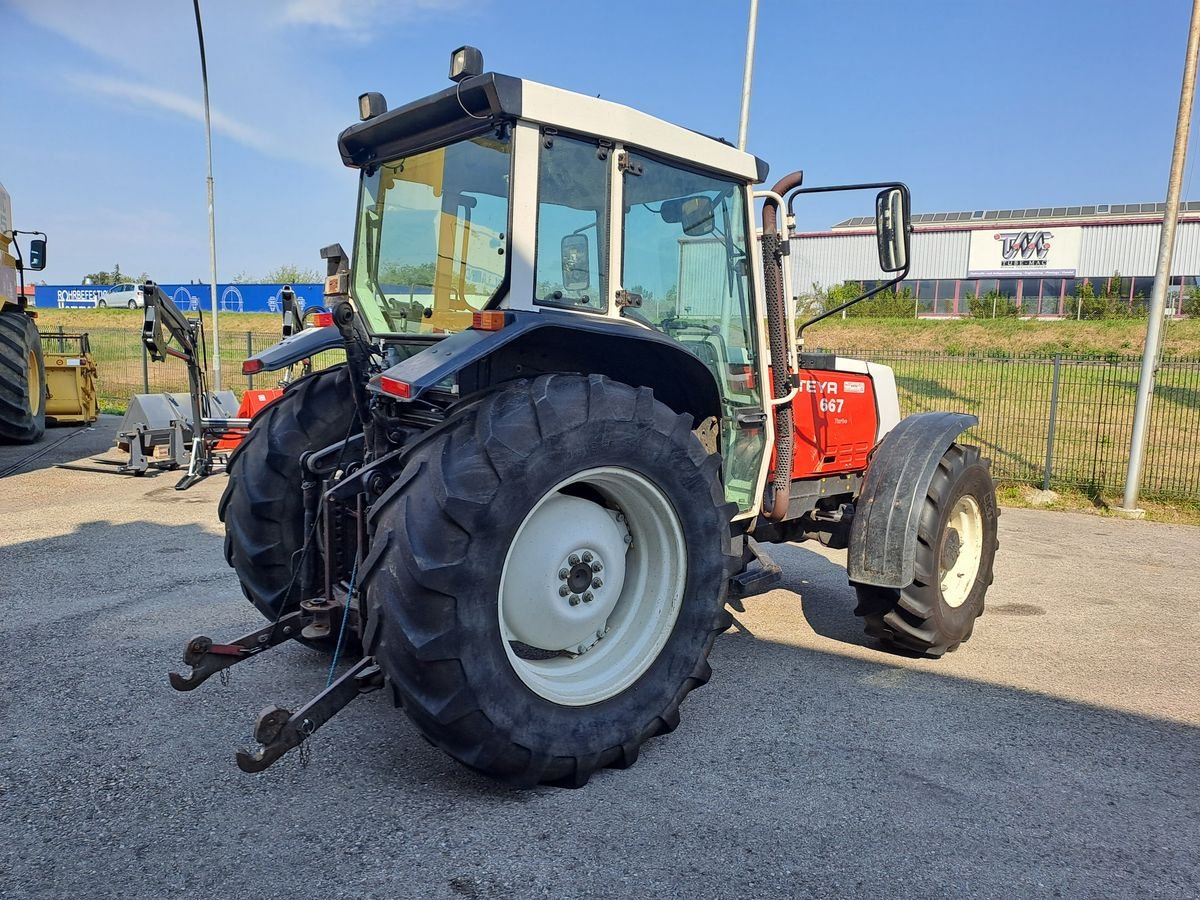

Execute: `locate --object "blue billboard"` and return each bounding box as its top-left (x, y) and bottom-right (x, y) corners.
top-left (35, 283), bottom-right (326, 313)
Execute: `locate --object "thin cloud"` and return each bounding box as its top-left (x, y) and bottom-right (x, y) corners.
top-left (63, 72), bottom-right (323, 166)
top-left (278, 0), bottom-right (465, 35)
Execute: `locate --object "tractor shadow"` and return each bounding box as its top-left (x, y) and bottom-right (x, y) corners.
top-left (0, 414), bottom-right (123, 479)
top-left (749, 541), bottom-right (879, 650)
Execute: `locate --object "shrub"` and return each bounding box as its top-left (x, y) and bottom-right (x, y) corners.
top-left (967, 290), bottom-right (1018, 319)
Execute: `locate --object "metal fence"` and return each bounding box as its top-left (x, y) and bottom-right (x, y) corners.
top-left (60, 326), bottom-right (1199, 501)
top-left (60, 326), bottom-right (342, 410)
top-left (824, 348), bottom-right (1200, 501)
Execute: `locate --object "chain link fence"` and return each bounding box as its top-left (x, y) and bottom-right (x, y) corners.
top-left (59, 326), bottom-right (1199, 501)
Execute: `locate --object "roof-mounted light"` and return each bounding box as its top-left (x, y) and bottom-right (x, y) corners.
top-left (449, 46), bottom-right (483, 83)
top-left (358, 91), bottom-right (387, 121)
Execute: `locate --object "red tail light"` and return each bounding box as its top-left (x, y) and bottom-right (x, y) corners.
top-left (379, 375), bottom-right (412, 399)
top-left (312, 312), bottom-right (334, 327)
top-left (242, 359), bottom-right (264, 375)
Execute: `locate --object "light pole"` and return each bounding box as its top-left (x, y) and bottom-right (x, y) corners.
top-left (737, 0), bottom-right (759, 151)
top-left (192, 0), bottom-right (221, 390)
top-left (1116, 0), bottom-right (1200, 515)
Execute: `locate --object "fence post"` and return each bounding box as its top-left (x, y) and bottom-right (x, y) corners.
top-left (1042, 353), bottom-right (1062, 491)
top-left (246, 330), bottom-right (254, 390)
top-left (57, 324), bottom-right (65, 351)
top-left (142, 338), bottom-right (150, 394)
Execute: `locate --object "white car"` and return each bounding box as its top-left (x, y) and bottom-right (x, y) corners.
top-left (99, 283), bottom-right (145, 309)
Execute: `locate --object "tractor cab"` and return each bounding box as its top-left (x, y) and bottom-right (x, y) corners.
top-left (340, 65), bottom-right (773, 511)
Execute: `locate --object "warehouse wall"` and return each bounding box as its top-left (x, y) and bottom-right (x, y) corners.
top-left (791, 220), bottom-right (1200, 295)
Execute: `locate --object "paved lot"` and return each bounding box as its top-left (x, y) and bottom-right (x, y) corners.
top-left (1, 424), bottom-right (1197, 899)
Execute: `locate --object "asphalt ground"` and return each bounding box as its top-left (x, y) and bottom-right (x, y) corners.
top-left (1, 423), bottom-right (1197, 899)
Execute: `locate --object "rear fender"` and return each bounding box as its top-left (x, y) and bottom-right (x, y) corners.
top-left (847, 411), bottom-right (977, 589)
top-left (243, 325), bottom-right (342, 375)
top-left (369, 310), bottom-right (723, 425)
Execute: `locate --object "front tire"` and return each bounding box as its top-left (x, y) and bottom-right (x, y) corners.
top-left (218, 366), bottom-right (360, 644)
top-left (360, 375), bottom-right (736, 787)
top-left (854, 443), bottom-right (998, 657)
top-left (0, 311), bottom-right (46, 444)
top-left (97, 300), bottom-right (107, 308)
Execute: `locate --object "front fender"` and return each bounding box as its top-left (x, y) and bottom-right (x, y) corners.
top-left (847, 411), bottom-right (978, 589)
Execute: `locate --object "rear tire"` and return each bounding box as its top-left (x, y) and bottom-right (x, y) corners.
top-left (360, 374), bottom-right (736, 787)
top-left (218, 366), bottom-right (360, 647)
top-left (854, 443), bottom-right (998, 657)
top-left (128, 300), bottom-right (137, 310)
top-left (0, 311), bottom-right (46, 444)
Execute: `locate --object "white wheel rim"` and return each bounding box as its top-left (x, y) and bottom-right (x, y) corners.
top-left (939, 494), bottom-right (984, 608)
top-left (498, 466), bottom-right (687, 706)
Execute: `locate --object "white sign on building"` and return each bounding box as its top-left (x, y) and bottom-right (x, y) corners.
top-left (967, 226), bottom-right (1082, 278)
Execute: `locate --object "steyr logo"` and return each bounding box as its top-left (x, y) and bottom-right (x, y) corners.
top-left (996, 230), bottom-right (1053, 261)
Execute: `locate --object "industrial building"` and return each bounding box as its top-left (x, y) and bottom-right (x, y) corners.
top-left (790, 201), bottom-right (1200, 316)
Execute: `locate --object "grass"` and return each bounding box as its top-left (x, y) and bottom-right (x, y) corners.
top-left (998, 483), bottom-right (1200, 526)
top-left (806, 316), bottom-right (1200, 357)
top-left (33, 306), bottom-right (1200, 504)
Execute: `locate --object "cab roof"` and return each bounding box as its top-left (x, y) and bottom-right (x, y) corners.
top-left (337, 73), bottom-right (768, 184)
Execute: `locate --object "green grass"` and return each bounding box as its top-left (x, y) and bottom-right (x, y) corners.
top-left (36, 307), bottom-right (1200, 502)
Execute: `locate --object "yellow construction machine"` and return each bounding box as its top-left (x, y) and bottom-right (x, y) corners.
top-left (0, 181), bottom-right (96, 442)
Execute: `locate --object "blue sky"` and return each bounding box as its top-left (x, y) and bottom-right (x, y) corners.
top-left (3, 0), bottom-right (1198, 284)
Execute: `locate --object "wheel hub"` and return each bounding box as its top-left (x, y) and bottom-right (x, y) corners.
top-left (940, 528), bottom-right (962, 571)
top-left (500, 495), bottom-right (628, 652)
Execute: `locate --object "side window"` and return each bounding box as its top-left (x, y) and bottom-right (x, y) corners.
top-left (535, 134), bottom-right (609, 311)
top-left (622, 152), bottom-right (764, 510)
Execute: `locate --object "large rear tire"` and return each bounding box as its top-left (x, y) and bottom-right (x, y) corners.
top-left (854, 443), bottom-right (998, 657)
top-left (218, 366), bottom-right (360, 644)
top-left (0, 310), bottom-right (46, 444)
top-left (360, 374), bottom-right (736, 787)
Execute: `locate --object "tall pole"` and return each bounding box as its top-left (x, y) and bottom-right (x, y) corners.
top-left (1118, 0), bottom-right (1200, 514)
top-left (193, 0), bottom-right (221, 390)
top-left (737, 0), bottom-right (759, 151)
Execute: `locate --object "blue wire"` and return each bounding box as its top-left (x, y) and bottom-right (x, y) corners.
top-left (326, 558), bottom-right (358, 687)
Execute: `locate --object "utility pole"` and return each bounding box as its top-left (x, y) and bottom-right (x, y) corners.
top-left (1116, 0), bottom-right (1200, 515)
top-left (737, 0), bottom-right (759, 151)
top-left (193, 0), bottom-right (221, 390)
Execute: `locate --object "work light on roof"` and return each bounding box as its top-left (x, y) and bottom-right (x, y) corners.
top-left (358, 91), bottom-right (387, 121)
top-left (449, 45), bottom-right (483, 82)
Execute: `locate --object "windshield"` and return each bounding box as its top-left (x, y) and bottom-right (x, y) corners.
top-left (352, 131), bottom-right (511, 335)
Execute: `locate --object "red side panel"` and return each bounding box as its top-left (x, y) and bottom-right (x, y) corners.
top-left (787, 369), bottom-right (877, 479)
top-left (214, 389), bottom-right (285, 451)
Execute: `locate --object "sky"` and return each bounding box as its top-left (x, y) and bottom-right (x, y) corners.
top-left (3, 0), bottom-right (1200, 285)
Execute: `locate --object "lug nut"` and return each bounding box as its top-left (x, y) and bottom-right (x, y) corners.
top-left (592, 577), bottom-right (603, 589)
top-left (623, 534), bottom-right (633, 545)
top-left (591, 561), bottom-right (603, 573)
top-left (569, 594), bottom-right (582, 606)
top-left (568, 553), bottom-right (581, 566)
top-left (558, 567), bottom-right (570, 580)
top-left (558, 585), bottom-right (570, 597)
top-left (582, 591), bottom-right (593, 603)
top-left (582, 551), bottom-right (593, 563)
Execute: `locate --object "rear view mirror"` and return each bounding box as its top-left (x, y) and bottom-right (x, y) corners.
top-left (661, 196), bottom-right (716, 237)
top-left (561, 234), bottom-right (591, 291)
top-left (27, 238), bottom-right (46, 271)
top-left (875, 187), bottom-right (909, 272)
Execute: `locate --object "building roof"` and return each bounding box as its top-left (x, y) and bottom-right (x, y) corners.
top-left (832, 201), bottom-right (1200, 231)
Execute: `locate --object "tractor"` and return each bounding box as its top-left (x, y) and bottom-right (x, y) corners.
top-left (0, 181), bottom-right (49, 443)
top-left (171, 48), bottom-right (999, 787)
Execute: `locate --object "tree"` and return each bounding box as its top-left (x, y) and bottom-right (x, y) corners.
top-left (230, 265), bottom-right (322, 284)
top-left (82, 263), bottom-right (129, 285)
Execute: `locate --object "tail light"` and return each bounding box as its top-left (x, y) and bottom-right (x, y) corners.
top-left (379, 375), bottom-right (412, 399)
top-left (243, 359), bottom-right (264, 375)
top-left (312, 312), bottom-right (334, 327)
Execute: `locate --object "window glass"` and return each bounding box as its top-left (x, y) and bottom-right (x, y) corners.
top-left (535, 135), bottom-right (609, 310)
top-left (1038, 279), bottom-right (1061, 315)
top-left (352, 132), bottom-right (510, 335)
top-left (622, 152), bottom-right (763, 510)
top-left (997, 279), bottom-right (1019, 298)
